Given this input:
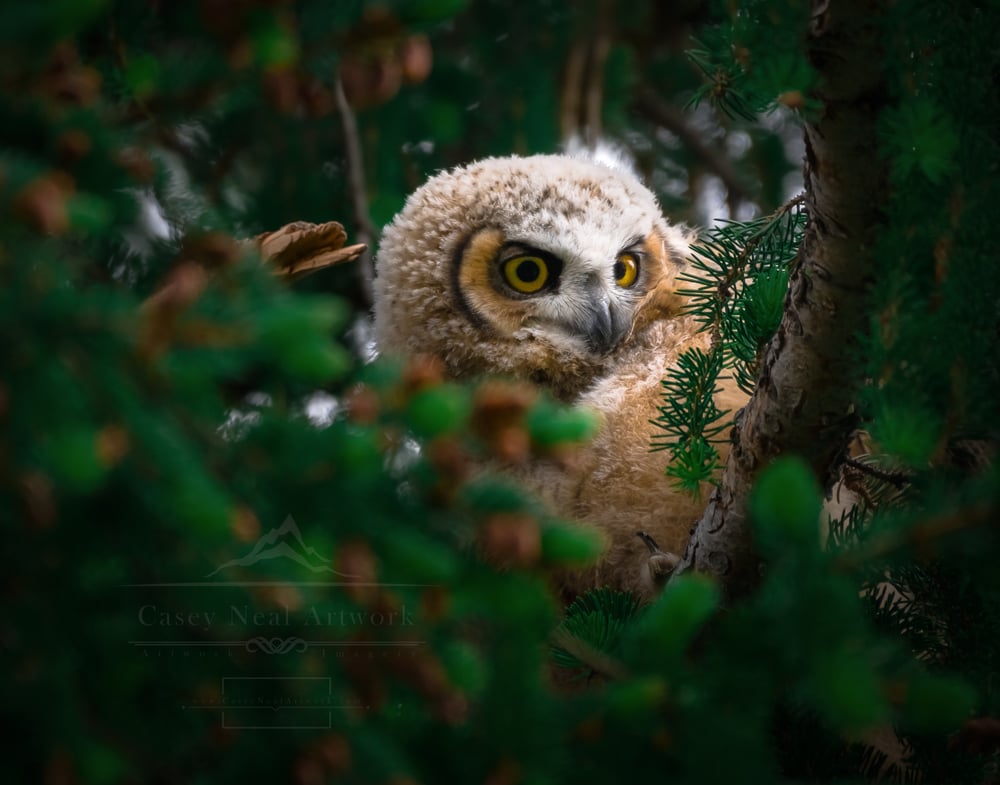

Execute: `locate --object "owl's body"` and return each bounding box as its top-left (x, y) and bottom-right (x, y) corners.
top-left (374, 153), bottom-right (746, 599)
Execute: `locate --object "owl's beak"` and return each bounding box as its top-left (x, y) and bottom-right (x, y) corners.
top-left (581, 294), bottom-right (626, 355)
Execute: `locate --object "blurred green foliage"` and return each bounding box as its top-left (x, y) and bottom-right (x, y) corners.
top-left (1, 1), bottom-right (999, 784)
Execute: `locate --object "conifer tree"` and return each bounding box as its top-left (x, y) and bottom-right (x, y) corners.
top-left (2, 2), bottom-right (998, 784)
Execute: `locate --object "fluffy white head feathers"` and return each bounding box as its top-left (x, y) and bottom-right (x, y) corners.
top-left (372, 153), bottom-right (692, 399)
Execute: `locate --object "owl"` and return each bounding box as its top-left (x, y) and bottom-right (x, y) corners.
top-left (373, 152), bottom-right (747, 600)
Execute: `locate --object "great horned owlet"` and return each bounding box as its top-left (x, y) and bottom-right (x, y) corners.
top-left (373, 152), bottom-right (745, 599)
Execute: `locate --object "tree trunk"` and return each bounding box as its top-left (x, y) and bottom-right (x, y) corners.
top-left (678, 0), bottom-right (888, 600)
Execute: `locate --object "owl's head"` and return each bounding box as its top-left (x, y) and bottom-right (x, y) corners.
top-left (373, 153), bottom-right (692, 400)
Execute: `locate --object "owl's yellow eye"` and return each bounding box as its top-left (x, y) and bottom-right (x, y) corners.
top-left (502, 255), bottom-right (550, 294)
top-left (614, 252), bottom-right (640, 288)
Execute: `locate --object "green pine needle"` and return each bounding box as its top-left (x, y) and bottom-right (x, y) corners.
top-left (652, 347), bottom-right (729, 491)
top-left (686, 40), bottom-right (768, 121)
top-left (654, 198), bottom-right (805, 487)
top-left (550, 588), bottom-right (643, 673)
top-left (665, 436), bottom-right (723, 495)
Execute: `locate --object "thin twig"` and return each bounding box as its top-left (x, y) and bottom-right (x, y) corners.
top-left (844, 457), bottom-right (911, 490)
top-left (334, 76), bottom-right (377, 306)
top-left (583, 33), bottom-right (611, 145)
top-left (560, 40), bottom-right (587, 141)
top-left (583, 2), bottom-right (613, 146)
top-left (723, 192), bottom-right (805, 278)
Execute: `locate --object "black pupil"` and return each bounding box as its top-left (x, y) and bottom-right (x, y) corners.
top-left (517, 259), bottom-right (541, 282)
top-left (614, 260), bottom-right (627, 280)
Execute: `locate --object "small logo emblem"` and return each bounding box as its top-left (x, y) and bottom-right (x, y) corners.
top-left (206, 515), bottom-right (346, 577)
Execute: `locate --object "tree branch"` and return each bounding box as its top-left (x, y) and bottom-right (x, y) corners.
top-left (677, 0), bottom-right (888, 600)
top-left (583, 4), bottom-right (612, 146)
top-left (334, 76), bottom-right (377, 306)
top-left (631, 86), bottom-right (752, 206)
top-left (560, 39), bottom-right (587, 141)
top-left (559, 2), bottom-right (612, 146)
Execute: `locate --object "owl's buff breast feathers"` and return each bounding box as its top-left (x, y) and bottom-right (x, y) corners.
top-left (372, 152), bottom-right (747, 599)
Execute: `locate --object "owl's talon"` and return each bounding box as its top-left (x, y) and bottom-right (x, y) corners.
top-left (636, 531), bottom-right (680, 589)
top-left (636, 530), bottom-right (661, 554)
top-left (648, 551), bottom-right (681, 581)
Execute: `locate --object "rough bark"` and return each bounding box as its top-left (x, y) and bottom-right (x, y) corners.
top-left (677, 0), bottom-right (888, 600)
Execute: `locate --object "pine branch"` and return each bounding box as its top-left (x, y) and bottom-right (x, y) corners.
top-left (651, 346), bottom-right (730, 493)
top-left (676, 0), bottom-right (889, 600)
top-left (654, 199), bottom-right (804, 491)
top-left (550, 587), bottom-right (640, 680)
top-left (679, 195), bottom-right (805, 348)
top-left (686, 39), bottom-right (766, 122)
top-left (834, 503), bottom-right (996, 572)
top-left (843, 457), bottom-right (911, 491)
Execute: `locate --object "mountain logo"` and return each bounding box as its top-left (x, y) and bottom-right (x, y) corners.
top-left (207, 515), bottom-right (351, 578)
